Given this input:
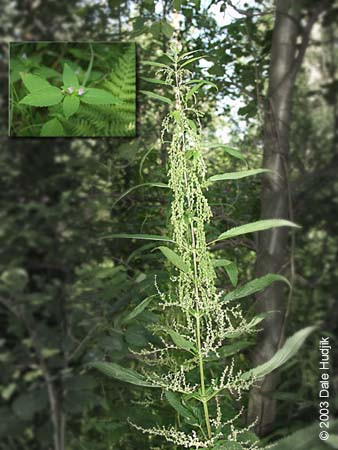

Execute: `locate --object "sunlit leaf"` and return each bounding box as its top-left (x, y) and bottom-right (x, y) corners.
top-left (223, 274), bottom-right (291, 302)
top-left (20, 87), bottom-right (63, 107)
top-left (81, 87), bottom-right (121, 105)
top-left (208, 169), bottom-right (272, 182)
top-left (155, 246), bottom-right (190, 273)
top-left (63, 63), bottom-right (79, 88)
top-left (213, 219), bottom-right (300, 243)
top-left (20, 73), bottom-right (51, 92)
top-left (241, 326), bottom-right (316, 380)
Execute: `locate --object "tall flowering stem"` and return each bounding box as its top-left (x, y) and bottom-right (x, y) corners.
top-left (133, 43), bottom-right (257, 449)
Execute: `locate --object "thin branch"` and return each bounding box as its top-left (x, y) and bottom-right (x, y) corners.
top-left (291, 0), bottom-right (331, 81)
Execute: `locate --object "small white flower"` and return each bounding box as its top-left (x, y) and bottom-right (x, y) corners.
top-left (77, 87), bottom-right (85, 96)
top-left (66, 86), bottom-right (74, 94)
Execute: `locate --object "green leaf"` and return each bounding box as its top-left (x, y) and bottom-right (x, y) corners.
top-left (63, 63), bottom-right (79, 88)
top-left (185, 80), bottom-right (217, 100)
top-left (224, 313), bottom-right (268, 338)
top-left (265, 421), bottom-right (338, 450)
top-left (90, 362), bottom-right (158, 387)
top-left (208, 144), bottom-right (246, 162)
top-left (143, 61), bottom-right (169, 69)
top-left (63, 95), bottom-right (80, 119)
top-left (213, 441), bottom-right (244, 450)
top-left (81, 88), bottom-right (121, 105)
top-left (207, 341), bottom-right (251, 361)
top-left (122, 294), bottom-right (157, 324)
top-left (241, 326), bottom-right (316, 381)
top-left (161, 21), bottom-right (175, 38)
top-left (180, 56), bottom-right (206, 68)
top-left (19, 87), bottom-right (63, 107)
top-left (155, 246), bottom-right (190, 273)
top-left (140, 90), bottom-right (172, 104)
top-left (99, 233), bottom-right (174, 243)
top-left (114, 182), bottom-right (169, 205)
top-left (223, 274), bottom-right (291, 302)
top-left (12, 391), bottom-right (48, 421)
top-left (20, 73), bottom-right (51, 92)
top-left (214, 219), bottom-right (300, 242)
top-left (186, 82), bottom-right (204, 100)
top-left (173, 0), bottom-right (183, 10)
top-left (208, 169), bottom-right (272, 182)
top-left (141, 76), bottom-right (169, 85)
top-left (40, 118), bottom-right (64, 137)
top-left (213, 259), bottom-right (238, 287)
top-left (168, 329), bottom-right (195, 352)
top-left (165, 391), bottom-right (196, 422)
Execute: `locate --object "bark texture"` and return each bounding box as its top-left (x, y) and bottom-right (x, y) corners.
top-left (247, 0), bottom-right (329, 436)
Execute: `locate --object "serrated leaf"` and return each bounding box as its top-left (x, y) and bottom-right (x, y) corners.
top-left (223, 274), bottom-right (291, 302)
top-left (63, 95), bottom-right (80, 119)
top-left (208, 144), bottom-right (246, 162)
top-left (224, 313), bottom-right (268, 338)
top-left (156, 246), bottom-right (189, 273)
top-left (180, 55), bottom-right (206, 68)
top-left (241, 326), bottom-right (316, 381)
top-left (99, 233), bottom-right (174, 243)
top-left (214, 219), bottom-right (300, 242)
top-left (143, 61), bottom-right (169, 68)
top-left (265, 420), bottom-right (338, 450)
top-left (213, 259), bottom-right (238, 286)
top-left (208, 169), bottom-right (272, 182)
top-left (141, 76), bottom-right (169, 85)
top-left (185, 80), bottom-right (217, 101)
top-left (80, 88), bottom-right (121, 105)
top-left (213, 441), bottom-right (244, 450)
top-left (168, 329), bottom-right (195, 352)
top-left (20, 87), bottom-right (63, 107)
top-left (40, 118), bottom-right (64, 137)
top-left (20, 73), bottom-right (51, 92)
top-left (122, 294), bottom-right (157, 324)
top-left (114, 182), bottom-right (169, 205)
top-left (140, 90), bottom-right (172, 104)
top-left (165, 391), bottom-right (196, 422)
top-left (90, 362), bottom-right (158, 387)
top-left (161, 21), bottom-right (175, 38)
top-left (63, 63), bottom-right (79, 88)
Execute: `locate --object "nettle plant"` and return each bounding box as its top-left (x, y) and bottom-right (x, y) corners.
top-left (92, 44), bottom-right (314, 450)
top-left (18, 62), bottom-right (120, 136)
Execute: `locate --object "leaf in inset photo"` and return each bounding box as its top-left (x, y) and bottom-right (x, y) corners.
top-left (63, 95), bottom-right (80, 119)
top-left (80, 87), bottom-right (121, 105)
top-left (19, 87), bottom-right (63, 107)
top-left (40, 118), bottom-right (64, 136)
top-left (20, 73), bottom-right (52, 92)
top-left (63, 63), bottom-right (79, 88)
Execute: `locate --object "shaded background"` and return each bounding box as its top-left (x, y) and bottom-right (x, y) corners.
top-left (0, 1), bottom-right (337, 449)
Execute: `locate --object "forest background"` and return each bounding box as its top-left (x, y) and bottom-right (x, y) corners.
top-left (0, 1), bottom-right (337, 450)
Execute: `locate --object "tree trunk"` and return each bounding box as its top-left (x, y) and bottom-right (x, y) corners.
top-left (248, 0), bottom-right (308, 435)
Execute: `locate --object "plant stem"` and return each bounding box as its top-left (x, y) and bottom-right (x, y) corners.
top-left (173, 53), bottom-right (212, 439)
top-left (191, 225), bottom-right (212, 439)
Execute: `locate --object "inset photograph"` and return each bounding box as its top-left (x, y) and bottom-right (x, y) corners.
top-left (9, 41), bottom-right (136, 137)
